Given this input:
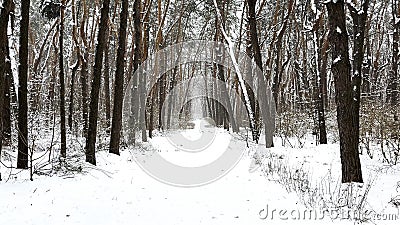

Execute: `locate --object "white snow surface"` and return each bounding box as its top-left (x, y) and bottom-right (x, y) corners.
top-left (0, 121), bottom-right (295, 225)
top-left (0, 119), bottom-right (399, 225)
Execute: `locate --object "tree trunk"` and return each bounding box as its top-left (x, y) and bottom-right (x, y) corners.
top-left (313, 12), bottom-right (327, 145)
top-left (139, 0), bottom-right (148, 142)
top-left (4, 25), bottom-right (16, 145)
top-left (85, 0), bottom-right (111, 165)
top-left (69, 55), bottom-right (80, 131)
top-left (69, 0), bottom-right (80, 121)
top-left (3, 64), bottom-right (13, 145)
top-left (149, 89), bottom-right (155, 139)
top-left (0, 0), bottom-right (14, 151)
top-left (388, 0), bottom-right (399, 107)
top-left (326, 0), bottom-right (363, 183)
top-left (167, 23), bottom-right (182, 129)
top-left (244, 22), bottom-right (260, 140)
top-left (80, 0), bottom-right (89, 138)
top-left (247, 0), bottom-right (275, 147)
top-left (214, 0), bottom-right (237, 132)
top-left (59, 0), bottom-right (67, 158)
top-left (321, 34), bottom-right (329, 109)
top-left (80, 51), bottom-right (89, 137)
top-left (17, 0), bottom-right (30, 169)
top-left (348, 0), bottom-right (370, 148)
top-left (156, 0), bottom-right (169, 131)
top-left (246, 0), bottom-right (262, 143)
top-left (103, 27), bottom-right (111, 132)
top-left (110, 0), bottom-right (128, 155)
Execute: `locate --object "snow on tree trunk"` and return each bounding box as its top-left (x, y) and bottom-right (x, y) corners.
top-left (326, 0), bottom-right (363, 183)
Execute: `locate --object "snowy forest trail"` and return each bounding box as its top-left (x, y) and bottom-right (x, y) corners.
top-left (0, 121), bottom-right (347, 225)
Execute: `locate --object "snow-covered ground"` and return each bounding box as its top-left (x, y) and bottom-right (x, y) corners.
top-left (0, 119), bottom-right (399, 224)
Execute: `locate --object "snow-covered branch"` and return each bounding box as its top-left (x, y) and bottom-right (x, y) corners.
top-left (212, 0), bottom-right (256, 134)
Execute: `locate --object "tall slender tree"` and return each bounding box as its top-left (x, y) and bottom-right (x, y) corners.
top-left (348, 0), bottom-right (370, 147)
top-left (85, 0), bottom-right (111, 165)
top-left (388, 0), bottom-right (399, 108)
top-left (139, 0), bottom-right (149, 142)
top-left (80, 0), bottom-right (89, 137)
top-left (110, 0), bottom-right (129, 155)
top-left (103, 25), bottom-right (111, 132)
top-left (0, 0), bottom-right (14, 153)
top-left (312, 7), bottom-right (328, 144)
top-left (246, 0), bottom-right (263, 143)
top-left (247, 0), bottom-right (276, 147)
top-left (59, 0), bottom-right (67, 158)
top-left (17, 0), bottom-right (30, 169)
top-left (215, 0), bottom-right (238, 132)
top-left (69, 0), bottom-right (81, 132)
